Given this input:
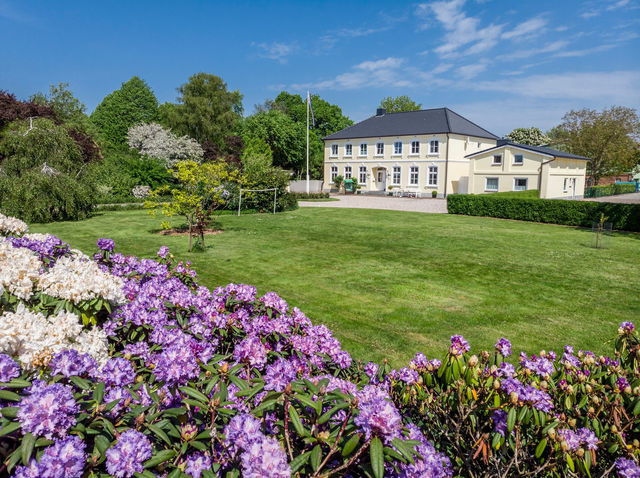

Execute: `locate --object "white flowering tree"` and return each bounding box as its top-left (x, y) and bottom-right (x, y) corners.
top-left (126, 122), bottom-right (204, 167)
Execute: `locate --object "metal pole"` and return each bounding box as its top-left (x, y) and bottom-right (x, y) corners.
top-left (237, 190), bottom-right (242, 216)
top-left (273, 189), bottom-right (277, 214)
top-left (306, 91), bottom-right (310, 194)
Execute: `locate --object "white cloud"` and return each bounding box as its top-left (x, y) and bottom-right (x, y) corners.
top-left (499, 40), bottom-right (569, 60)
top-left (416, 0), bottom-right (504, 58)
top-left (318, 26), bottom-right (391, 51)
top-left (553, 43), bottom-right (617, 57)
top-left (291, 57), bottom-right (410, 90)
top-left (580, 0), bottom-right (634, 18)
top-left (501, 16), bottom-right (548, 40)
top-left (253, 41), bottom-right (296, 63)
top-left (470, 70), bottom-right (640, 104)
top-left (456, 62), bottom-right (487, 79)
top-left (432, 63), bottom-right (454, 74)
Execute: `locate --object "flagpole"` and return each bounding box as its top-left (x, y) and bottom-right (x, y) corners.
top-left (306, 91), bottom-right (310, 194)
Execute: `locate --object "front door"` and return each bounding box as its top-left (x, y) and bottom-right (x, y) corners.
top-left (376, 169), bottom-right (386, 191)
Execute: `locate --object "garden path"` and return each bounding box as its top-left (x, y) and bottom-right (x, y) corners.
top-left (299, 195), bottom-right (448, 213)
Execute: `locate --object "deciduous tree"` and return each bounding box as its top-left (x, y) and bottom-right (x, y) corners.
top-left (378, 95), bottom-right (422, 113)
top-left (549, 106), bottom-right (640, 184)
top-left (126, 122), bottom-right (203, 167)
top-left (505, 127), bottom-right (550, 146)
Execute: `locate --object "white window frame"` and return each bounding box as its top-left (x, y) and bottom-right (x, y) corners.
top-left (344, 165), bottom-right (352, 179)
top-left (409, 166), bottom-right (419, 185)
top-left (429, 140), bottom-right (439, 155)
top-left (492, 154), bottom-right (503, 165)
top-left (428, 165), bottom-right (438, 186)
top-left (513, 154), bottom-right (524, 165)
top-left (485, 177), bottom-right (499, 192)
top-left (359, 166), bottom-right (367, 184)
top-left (392, 166), bottom-right (401, 185)
top-left (330, 144), bottom-right (338, 157)
top-left (376, 142), bottom-right (384, 156)
top-left (513, 177), bottom-right (528, 191)
top-left (344, 144), bottom-right (353, 157)
top-left (331, 165), bottom-right (338, 181)
top-left (359, 143), bottom-right (368, 156)
top-left (393, 141), bottom-right (402, 155)
top-left (411, 140), bottom-right (420, 155)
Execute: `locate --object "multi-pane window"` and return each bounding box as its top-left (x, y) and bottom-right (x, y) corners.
top-left (514, 178), bottom-right (528, 191)
top-left (428, 166), bottom-right (438, 186)
top-left (485, 177), bottom-right (499, 191)
top-left (513, 154), bottom-right (524, 164)
top-left (492, 154), bottom-right (502, 165)
top-left (409, 166), bottom-right (419, 185)
top-left (393, 141), bottom-right (402, 155)
top-left (392, 166), bottom-right (401, 185)
top-left (411, 141), bottom-right (420, 154)
top-left (345, 144), bottom-right (352, 156)
top-left (331, 165), bottom-right (338, 181)
top-left (359, 143), bottom-right (367, 156)
top-left (330, 144), bottom-right (338, 156)
top-left (344, 166), bottom-right (352, 179)
top-left (429, 140), bottom-right (439, 154)
top-left (376, 142), bottom-right (384, 155)
top-left (359, 166), bottom-right (367, 184)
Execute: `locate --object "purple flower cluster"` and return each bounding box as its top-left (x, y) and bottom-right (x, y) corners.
top-left (13, 435), bottom-right (86, 478)
top-left (152, 344), bottom-right (200, 385)
top-left (519, 352), bottom-right (554, 377)
top-left (500, 378), bottom-right (554, 413)
top-left (0, 353), bottom-right (20, 382)
top-left (616, 458), bottom-right (640, 478)
top-left (184, 453), bottom-right (212, 478)
top-left (389, 367), bottom-right (420, 385)
top-left (49, 350), bottom-right (97, 378)
top-left (10, 234), bottom-right (70, 263)
top-left (355, 385), bottom-right (403, 442)
top-left (409, 353), bottom-right (441, 372)
top-left (96, 238), bottom-right (115, 252)
top-left (494, 338), bottom-right (512, 357)
top-left (392, 424), bottom-right (452, 478)
top-left (449, 335), bottom-right (470, 357)
top-left (224, 414), bottom-right (290, 477)
top-left (620, 321), bottom-right (635, 334)
top-left (105, 429), bottom-right (152, 478)
top-left (557, 427), bottom-right (599, 451)
top-left (233, 335), bottom-right (269, 368)
top-left (492, 409), bottom-right (508, 436)
top-left (100, 358), bottom-right (135, 387)
top-left (18, 381), bottom-right (78, 439)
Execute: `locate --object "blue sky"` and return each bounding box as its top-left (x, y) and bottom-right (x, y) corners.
top-left (1, 0), bottom-right (638, 135)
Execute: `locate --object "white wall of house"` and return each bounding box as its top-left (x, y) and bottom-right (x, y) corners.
top-left (323, 134), bottom-right (497, 196)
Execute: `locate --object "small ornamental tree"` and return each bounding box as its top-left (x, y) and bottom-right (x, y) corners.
top-left (505, 127), bottom-right (551, 146)
top-left (126, 122), bottom-right (204, 167)
top-left (146, 160), bottom-right (239, 251)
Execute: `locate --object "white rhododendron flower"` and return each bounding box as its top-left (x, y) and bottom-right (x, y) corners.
top-left (0, 240), bottom-right (42, 299)
top-left (38, 255), bottom-right (126, 304)
top-left (0, 304), bottom-right (108, 368)
top-left (0, 212), bottom-right (28, 236)
top-left (126, 122), bottom-right (204, 167)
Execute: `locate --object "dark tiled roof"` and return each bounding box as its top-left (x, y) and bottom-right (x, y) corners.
top-left (323, 107), bottom-right (499, 141)
top-left (466, 140), bottom-right (590, 161)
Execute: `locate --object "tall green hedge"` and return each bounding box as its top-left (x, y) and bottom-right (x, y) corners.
top-left (584, 183), bottom-right (637, 198)
top-left (447, 194), bottom-right (640, 232)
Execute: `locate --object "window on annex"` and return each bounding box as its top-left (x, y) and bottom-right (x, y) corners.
top-left (514, 178), bottom-right (528, 191)
top-left (345, 144), bottom-right (353, 156)
top-left (376, 142), bottom-right (384, 155)
top-left (359, 166), bottom-right (367, 184)
top-left (392, 166), bottom-right (401, 185)
top-left (393, 141), bottom-right (402, 155)
top-left (428, 166), bottom-right (438, 186)
top-left (513, 154), bottom-right (524, 165)
top-left (492, 154), bottom-right (502, 165)
top-left (485, 177), bottom-right (499, 191)
top-left (331, 165), bottom-right (338, 181)
top-left (359, 143), bottom-right (368, 156)
top-left (430, 140), bottom-right (439, 154)
top-left (344, 166), bottom-right (352, 179)
top-left (409, 166), bottom-right (419, 185)
top-left (330, 144), bottom-right (338, 156)
top-left (411, 141), bottom-right (420, 154)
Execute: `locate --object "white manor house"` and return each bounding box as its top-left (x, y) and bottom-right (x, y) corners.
top-left (322, 108), bottom-right (589, 199)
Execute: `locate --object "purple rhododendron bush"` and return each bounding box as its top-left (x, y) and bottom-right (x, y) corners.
top-left (0, 212), bottom-right (639, 478)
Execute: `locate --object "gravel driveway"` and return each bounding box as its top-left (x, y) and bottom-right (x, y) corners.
top-left (581, 192), bottom-right (640, 204)
top-left (299, 195), bottom-right (448, 213)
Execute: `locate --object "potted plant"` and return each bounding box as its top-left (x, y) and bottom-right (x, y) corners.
top-left (431, 190), bottom-right (438, 198)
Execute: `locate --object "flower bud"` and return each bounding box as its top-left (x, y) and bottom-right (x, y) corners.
top-left (547, 428), bottom-right (556, 439)
top-left (585, 384), bottom-right (592, 394)
top-left (468, 355), bottom-right (478, 367)
top-left (510, 391), bottom-right (519, 404)
top-left (493, 379), bottom-right (501, 390)
top-left (576, 448), bottom-right (585, 457)
top-left (611, 425), bottom-right (618, 433)
top-left (588, 407), bottom-right (595, 415)
top-left (560, 440), bottom-right (570, 451)
top-left (568, 418), bottom-right (576, 427)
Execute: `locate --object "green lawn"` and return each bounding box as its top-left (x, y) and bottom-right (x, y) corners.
top-left (31, 208), bottom-right (640, 366)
